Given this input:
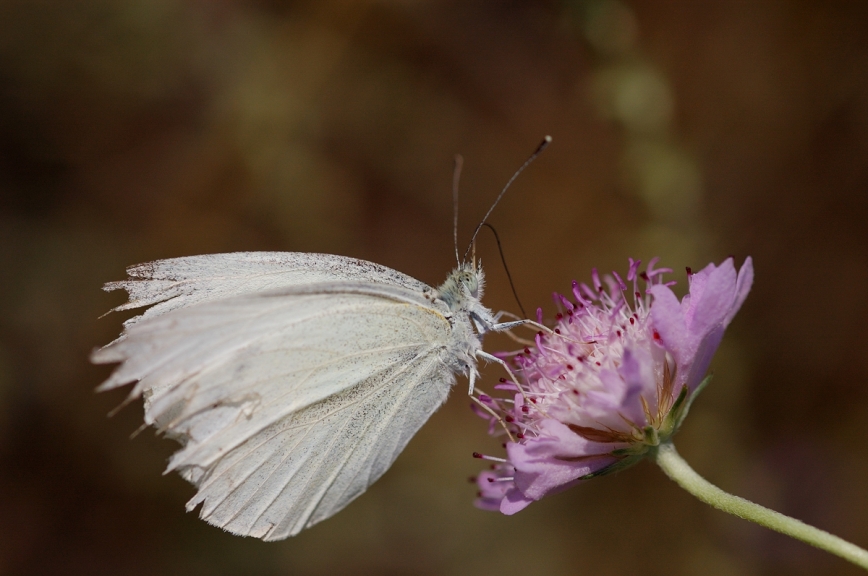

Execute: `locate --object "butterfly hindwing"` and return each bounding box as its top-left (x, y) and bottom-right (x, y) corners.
top-left (189, 349), bottom-right (452, 540)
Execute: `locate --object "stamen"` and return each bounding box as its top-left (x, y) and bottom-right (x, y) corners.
top-left (591, 268), bottom-right (602, 292)
top-left (472, 452), bottom-right (507, 463)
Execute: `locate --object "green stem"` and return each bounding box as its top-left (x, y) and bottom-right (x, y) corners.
top-left (652, 442), bottom-right (868, 571)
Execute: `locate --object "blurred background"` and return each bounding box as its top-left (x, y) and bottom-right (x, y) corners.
top-left (1, 1), bottom-right (867, 574)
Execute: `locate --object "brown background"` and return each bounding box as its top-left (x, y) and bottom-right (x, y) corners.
top-left (1, 1), bottom-right (867, 575)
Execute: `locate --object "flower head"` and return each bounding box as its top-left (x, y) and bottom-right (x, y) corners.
top-left (473, 257), bottom-right (753, 514)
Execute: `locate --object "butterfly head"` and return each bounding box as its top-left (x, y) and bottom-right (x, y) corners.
top-left (438, 263), bottom-right (485, 311)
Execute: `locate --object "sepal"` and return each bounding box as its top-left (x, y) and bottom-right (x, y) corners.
top-left (663, 374), bottom-right (712, 438)
top-left (580, 453), bottom-right (646, 480)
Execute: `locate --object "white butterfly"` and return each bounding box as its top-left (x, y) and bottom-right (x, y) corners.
top-left (95, 250), bottom-right (539, 541)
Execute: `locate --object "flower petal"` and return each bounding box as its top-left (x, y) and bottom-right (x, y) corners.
top-left (647, 284), bottom-right (689, 363)
top-left (683, 259), bottom-right (737, 338)
top-left (725, 257), bottom-right (754, 326)
top-left (508, 419), bottom-right (621, 500)
top-left (651, 257), bottom-right (753, 391)
top-left (500, 488), bottom-right (534, 515)
top-left (618, 346), bottom-right (655, 425)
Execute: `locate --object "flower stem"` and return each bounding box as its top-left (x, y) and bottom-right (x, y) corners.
top-left (652, 442), bottom-right (868, 570)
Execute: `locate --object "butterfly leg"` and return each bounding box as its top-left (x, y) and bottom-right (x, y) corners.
top-left (476, 350), bottom-right (534, 407)
top-left (468, 367), bottom-right (517, 442)
top-left (488, 318), bottom-right (552, 334)
top-left (469, 393), bottom-right (515, 443)
top-left (470, 311), bottom-right (554, 337)
top-left (489, 312), bottom-right (544, 345)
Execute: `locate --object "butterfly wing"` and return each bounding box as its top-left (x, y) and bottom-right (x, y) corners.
top-left (105, 252), bottom-right (430, 328)
top-left (93, 282), bottom-right (466, 540)
top-left (189, 346), bottom-right (453, 540)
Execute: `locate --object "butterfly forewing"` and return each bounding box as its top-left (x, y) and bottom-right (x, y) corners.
top-left (106, 252), bottom-right (429, 327)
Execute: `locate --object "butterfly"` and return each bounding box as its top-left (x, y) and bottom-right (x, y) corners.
top-left (91, 137), bottom-right (550, 541)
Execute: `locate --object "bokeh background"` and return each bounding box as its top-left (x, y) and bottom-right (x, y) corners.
top-left (1, 1), bottom-right (867, 575)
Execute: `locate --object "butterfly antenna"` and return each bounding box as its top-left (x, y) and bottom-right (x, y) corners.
top-left (453, 154), bottom-right (463, 266)
top-left (482, 222), bottom-right (528, 318)
top-left (462, 135), bottom-right (552, 262)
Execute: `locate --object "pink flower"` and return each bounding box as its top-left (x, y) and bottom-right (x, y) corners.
top-left (473, 257), bottom-right (753, 514)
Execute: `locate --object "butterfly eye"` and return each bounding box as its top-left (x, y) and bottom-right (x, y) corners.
top-left (460, 272), bottom-right (479, 297)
